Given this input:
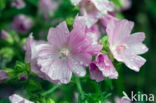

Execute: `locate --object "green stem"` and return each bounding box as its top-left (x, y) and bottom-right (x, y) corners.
top-left (75, 77), bottom-right (85, 100)
top-left (41, 85), bottom-right (59, 96)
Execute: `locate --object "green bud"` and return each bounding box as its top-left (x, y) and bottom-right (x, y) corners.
top-left (0, 47), bottom-right (14, 59)
top-left (21, 38), bottom-right (27, 47)
top-left (47, 98), bottom-right (55, 103)
top-left (66, 17), bottom-right (74, 27)
top-left (101, 36), bottom-right (108, 48)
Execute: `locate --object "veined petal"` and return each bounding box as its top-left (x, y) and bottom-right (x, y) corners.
top-left (69, 56), bottom-right (86, 77)
top-left (96, 54), bottom-right (118, 79)
top-left (123, 32), bottom-right (145, 44)
top-left (40, 58), bottom-right (72, 84)
top-left (123, 32), bottom-right (148, 54)
top-left (124, 55), bottom-right (146, 72)
top-left (127, 43), bottom-right (148, 55)
top-left (48, 22), bottom-right (69, 49)
top-left (89, 63), bottom-right (104, 82)
top-left (106, 19), bottom-right (134, 44)
top-left (89, 53), bottom-right (118, 82)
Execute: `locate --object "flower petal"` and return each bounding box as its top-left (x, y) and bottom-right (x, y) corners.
top-left (91, 0), bottom-right (114, 14)
top-left (127, 43), bottom-right (148, 55)
top-left (123, 32), bottom-right (148, 54)
top-left (89, 63), bottom-right (104, 82)
top-left (106, 19), bottom-right (134, 44)
top-left (124, 32), bottom-right (145, 43)
top-left (40, 58), bottom-right (72, 84)
top-left (124, 55), bottom-right (146, 72)
top-left (69, 56), bottom-right (86, 77)
top-left (96, 54), bottom-right (118, 79)
top-left (9, 94), bottom-right (34, 103)
top-left (47, 22), bottom-right (69, 49)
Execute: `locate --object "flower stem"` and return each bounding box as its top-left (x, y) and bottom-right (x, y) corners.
top-left (41, 85), bottom-right (59, 96)
top-left (75, 77), bottom-right (85, 100)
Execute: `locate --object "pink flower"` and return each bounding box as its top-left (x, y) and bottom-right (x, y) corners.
top-left (0, 70), bottom-right (9, 83)
top-left (13, 14), bottom-right (33, 34)
top-left (39, 0), bottom-right (58, 18)
top-left (115, 97), bottom-right (131, 103)
top-left (71, 0), bottom-right (114, 27)
top-left (11, 0), bottom-right (25, 9)
top-left (9, 94), bottom-right (34, 103)
top-left (89, 53), bottom-right (118, 82)
top-left (25, 34), bottom-right (60, 84)
top-left (25, 17), bottom-right (102, 84)
top-left (0, 30), bottom-right (10, 40)
top-left (85, 24), bottom-right (101, 45)
top-left (106, 17), bottom-right (148, 72)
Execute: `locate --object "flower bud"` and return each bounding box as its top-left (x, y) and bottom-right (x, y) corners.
top-left (0, 70), bottom-right (9, 83)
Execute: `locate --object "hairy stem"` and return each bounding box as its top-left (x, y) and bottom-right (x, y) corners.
top-left (75, 77), bottom-right (85, 100)
top-left (41, 85), bottom-right (59, 96)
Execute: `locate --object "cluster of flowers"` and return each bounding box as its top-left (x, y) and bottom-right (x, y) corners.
top-left (0, 0), bottom-right (148, 102)
top-left (23, 0), bottom-right (148, 84)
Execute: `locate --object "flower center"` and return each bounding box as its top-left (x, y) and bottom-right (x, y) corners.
top-left (116, 44), bottom-right (127, 54)
top-left (59, 47), bottom-right (70, 59)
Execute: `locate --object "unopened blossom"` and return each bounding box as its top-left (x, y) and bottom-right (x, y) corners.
top-left (71, 0), bottom-right (114, 27)
top-left (0, 70), bottom-right (9, 83)
top-left (115, 97), bottom-right (131, 103)
top-left (25, 17), bottom-right (102, 84)
top-left (13, 14), bottom-right (33, 34)
top-left (39, 0), bottom-right (58, 18)
top-left (89, 53), bottom-right (118, 82)
top-left (9, 94), bottom-right (34, 103)
top-left (11, 0), bottom-right (26, 9)
top-left (0, 30), bottom-right (10, 40)
top-left (19, 75), bottom-right (28, 81)
top-left (106, 17), bottom-right (148, 71)
top-left (121, 0), bottom-right (131, 11)
top-left (85, 24), bottom-right (101, 45)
